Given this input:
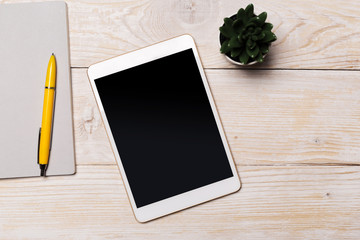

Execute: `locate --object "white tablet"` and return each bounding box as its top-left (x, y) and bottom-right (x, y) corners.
top-left (87, 35), bottom-right (241, 222)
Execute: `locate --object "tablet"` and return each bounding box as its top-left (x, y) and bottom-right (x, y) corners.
top-left (87, 35), bottom-right (241, 222)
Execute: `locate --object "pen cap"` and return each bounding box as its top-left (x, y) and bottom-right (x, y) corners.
top-left (45, 54), bottom-right (56, 88)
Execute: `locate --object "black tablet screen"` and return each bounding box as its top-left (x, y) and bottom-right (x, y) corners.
top-left (95, 48), bottom-right (233, 208)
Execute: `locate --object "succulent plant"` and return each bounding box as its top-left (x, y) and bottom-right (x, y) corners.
top-left (219, 4), bottom-right (277, 64)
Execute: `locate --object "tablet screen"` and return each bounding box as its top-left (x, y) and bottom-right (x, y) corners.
top-left (95, 48), bottom-right (233, 208)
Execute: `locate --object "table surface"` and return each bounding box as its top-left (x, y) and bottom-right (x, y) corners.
top-left (1, 0), bottom-right (360, 239)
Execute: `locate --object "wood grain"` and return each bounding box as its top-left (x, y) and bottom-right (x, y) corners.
top-left (65, 0), bottom-right (360, 69)
top-left (0, 1), bottom-right (359, 239)
top-left (2, 0), bottom-right (360, 69)
top-left (72, 69), bottom-right (360, 165)
top-left (0, 165), bottom-right (359, 239)
top-left (72, 69), bottom-right (115, 165)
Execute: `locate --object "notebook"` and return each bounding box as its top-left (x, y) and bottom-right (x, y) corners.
top-left (0, 2), bottom-right (75, 178)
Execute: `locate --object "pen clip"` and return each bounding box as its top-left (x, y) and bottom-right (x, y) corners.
top-left (37, 128), bottom-right (41, 164)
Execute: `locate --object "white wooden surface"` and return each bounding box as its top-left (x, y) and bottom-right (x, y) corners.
top-left (70, 0), bottom-right (360, 69)
top-left (1, 165), bottom-right (360, 239)
top-left (1, 0), bottom-right (360, 239)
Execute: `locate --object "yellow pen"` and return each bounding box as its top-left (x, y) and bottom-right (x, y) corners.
top-left (38, 53), bottom-right (56, 176)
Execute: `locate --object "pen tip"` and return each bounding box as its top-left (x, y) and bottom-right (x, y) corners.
top-left (40, 164), bottom-right (47, 177)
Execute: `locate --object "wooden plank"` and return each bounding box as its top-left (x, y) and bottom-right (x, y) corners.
top-left (209, 69), bottom-right (360, 165)
top-left (66, 0), bottom-right (360, 69)
top-left (72, 69), bottom-right (360, 165)
top-left (72, 69), bottom-right (115, 165)
top-left (2, 0), bottom-right (359, 68)
top-left (0, 165), bottom-right (359, 239)
top-left (3, 0), bottom-right (358, 69)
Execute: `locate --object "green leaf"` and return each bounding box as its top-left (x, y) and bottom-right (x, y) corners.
top-left (239, 50), bottom-right (249, 64)
top-left (258, 12), bottom-right (267, 23)
top-left (245, 22), bottom-right (256, 29)
top-left (219, 25), bottom-right (235, 38)
top-left (249, 12), bottom-right (267, 26)
top-left (248, 16), bottom-right (258, 24)
top-left (237, 8), bottom-right (249, 25)
top-left (261, 31), bottom-right (277, 43)
top-left (255, 52), bottom-right (264, 63)
top-left (263, 23), bottom-right (273, 31)
top-left (237, 8), bottom-right (245, 20)
top-left (249, 40), bottom-right (256, 49)
top-left (256, 31), bottom-right (266, 40)
top-left (245, 4), bottom-right (254, 18)
top-left (237, 28), bottom-right (245, 40)
top-left (228, 36), bottom-right (242, 48)
top-left (246, 38), bottom-right (253, 47)
top-left (260, 44), bottom-right (269, 54)
top-left (231, 48), bottom-right (242, 58)
top-left (233, 19), bottom-right (244, 32)
top-left (246, 45), bottom-right (260, 58)
top-left (237, 34), bottom-right (244, 44)
top-left (220, 40), bottom-right (231, 54)
top-left (219, 18), bottom-right (236, 38)
top-left (224, 17), bottom-right (234, 26)
top-left (252, 35), bottom-right (257, 41)
top-left (254, 27), bottom-right (262, 35)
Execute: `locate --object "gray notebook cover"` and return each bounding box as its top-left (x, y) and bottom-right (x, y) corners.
top-left (0, 2), bottom-right (75, 178)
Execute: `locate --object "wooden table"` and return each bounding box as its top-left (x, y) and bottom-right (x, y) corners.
top-left (1, 0), bottom-right (360, 239)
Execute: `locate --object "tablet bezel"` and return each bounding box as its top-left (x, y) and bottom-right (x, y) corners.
top-left (87, 35), bottom-right (241, 222)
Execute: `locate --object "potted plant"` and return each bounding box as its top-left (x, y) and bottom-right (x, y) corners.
top-left (219, 4), bottom-right (277, 65)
